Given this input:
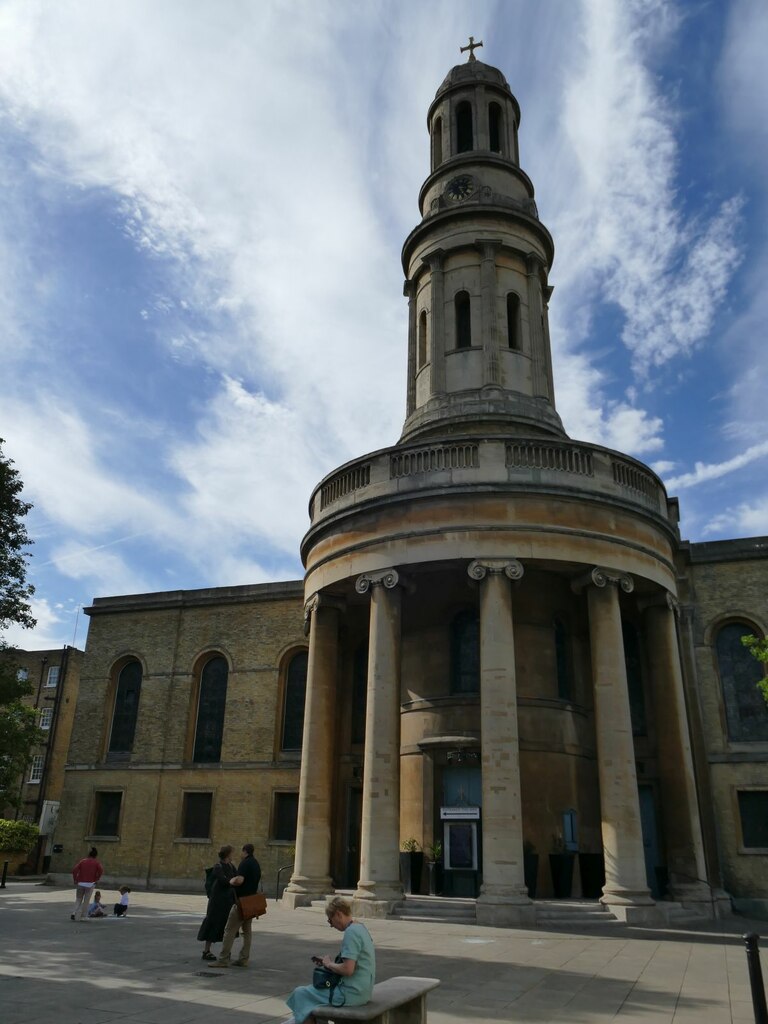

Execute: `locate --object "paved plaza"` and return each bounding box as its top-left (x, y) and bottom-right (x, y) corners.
top-left (0, 882), bottom-right (766, 1024)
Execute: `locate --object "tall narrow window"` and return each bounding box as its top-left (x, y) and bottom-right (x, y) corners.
top-left (282, 650), bottom-right (308, 751)
top-left (622, 621), bottom-right (646, 736)
top-left (738, 791), bottom-right (768, 848)
top-left (554, 618), bottom-right (572, 700)
top-left (182, 792), bottom-right (212, 839)
top-left (272, 791), bottom-right (299, 841)
top-left (456, 101), bottom-right (473, 152)
top-left (489, 102), bottom-right (503, 153)
top-left (507, 293), bottom-right (520, 349)
top-left (455, 291), bottom-right (471, 349)
top-left (351, 643), bottom-right (368, 744)
top-left (39, 707), bottom-right (53, 730)
top-left (108, 660), bottom-right (142, 754)
top-left (45, 666), bottom-right (59, 688)
top-left (418, 311), bottom-right (428, 368)
top-left (431, 116), bottom-right (443, 170)
top-left (93, 791), bottom-right (122, 836)
top-left (193, 655), bottom-right (228, 763)
top-left (28, 754), bottom-right (44, 783)
top-left (451, 609), bottom-right (480, 694)
top-left (716, 624), bottom-right (768, 742)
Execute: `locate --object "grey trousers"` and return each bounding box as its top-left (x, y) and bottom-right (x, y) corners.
top-left (217, 903), bottom-right (252, 963)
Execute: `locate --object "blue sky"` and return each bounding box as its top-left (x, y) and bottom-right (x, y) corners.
top-left (1, 0), bottom-right (766, 651)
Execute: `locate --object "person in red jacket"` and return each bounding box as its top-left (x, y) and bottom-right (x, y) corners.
top-left (71, 847), bottom-right (104, 921)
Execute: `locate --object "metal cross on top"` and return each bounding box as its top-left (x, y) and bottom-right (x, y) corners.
top-left (460, 36), bottom-right (483, 61)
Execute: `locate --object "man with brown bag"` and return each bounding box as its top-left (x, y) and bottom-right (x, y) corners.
top-left (209, 843), bottom-right (262, 968)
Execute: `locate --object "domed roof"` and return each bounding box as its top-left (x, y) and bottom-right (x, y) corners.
top-left (435, 59), bottom-right (511, 99)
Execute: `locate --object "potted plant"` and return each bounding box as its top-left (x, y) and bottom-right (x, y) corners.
top-left (426, 840), bottom-right (443, 896)
top-left (399, 838), bottom-right (424, 895)
top-left (523, 839), bottom-right (539, 898)
top-left (548, 834), bottom-right (575, 898)
top-left (578, 849), bottom-right (605, 899)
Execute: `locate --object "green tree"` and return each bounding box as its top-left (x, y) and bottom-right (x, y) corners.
top-left (0, 439), bottom-right (41, 811)
top-left (740, 634), bottom-right (768, 706)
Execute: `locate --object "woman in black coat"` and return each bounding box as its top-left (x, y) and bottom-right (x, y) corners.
top-left (198, 845), bottom-right (236, 960)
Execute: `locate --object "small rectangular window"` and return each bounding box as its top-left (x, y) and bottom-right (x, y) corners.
top-left (45, 666), bottom-right (60, 688)
top-left (17, 668), bottom-right (29, 682)
top-left (182, 792), bottom-right (212, 839)
top-left (93, 791), bottom-right (122, 836)
top-left (272, 792), bottom-right (299, 842)
top-left (39, 708), bottom-right (53, 730)
top-left (738, 790), bottom-right (768, 848)
top-left (28, 754), bottom-right (44, 783)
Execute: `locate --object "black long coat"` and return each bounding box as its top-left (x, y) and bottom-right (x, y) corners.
top-left (197, 860), bottom-right (236, 942)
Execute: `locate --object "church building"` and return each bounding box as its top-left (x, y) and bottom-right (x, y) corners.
top-left (48, 47), bottom-right (768, 925)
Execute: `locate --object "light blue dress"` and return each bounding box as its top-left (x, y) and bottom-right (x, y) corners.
top-left (287, 922), bottom-right (375, 1023)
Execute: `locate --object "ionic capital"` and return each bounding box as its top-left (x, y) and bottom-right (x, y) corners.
top-left (467, 558), bottom-right (524, 582)
top-left (571, 566), bottom-right (634, 595)
top-left (638, 590), bottom-right (679, 616)
top-left (355, 568), bottom-right (400, 595)
top-left (303, 591), bottom-right (345, 634)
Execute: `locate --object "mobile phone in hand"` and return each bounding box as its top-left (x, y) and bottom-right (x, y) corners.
top-left (311, 956), bottom-right (323, 964)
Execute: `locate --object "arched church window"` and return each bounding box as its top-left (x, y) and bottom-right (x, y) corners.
top-left (622, 621), bottom-right (647, 736)
top-left (431, 116), bottom-right (443, 170)
top-left (418, 311), bottom-right (428, 368)
top-left (489, 102), bottom-right (503, 153)
top-left (506, 292), bottom-right (521, 350)
top-left (554, 618), bottom-right (572, 700)
top-left (351, 642), bottom-right (368, 744)
top-left (108, 660), bottom-right (142, 755)
top-left (455, 291), bottom-right (471, 349)
top-left (193, 655), bottom-right (228, 763)
top-left (451, 609), bottom-right (479, 694)
top-left (456, 101), bottom-right (473, 153)
top-left (281, 650), bottom-right (308, 751)
top-left (716, 623), bottom-right (768, 742)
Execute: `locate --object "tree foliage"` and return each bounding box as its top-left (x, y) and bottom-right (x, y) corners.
top-left (0, 439), bottom-right (39, 810)
top-left (0, 817), bottom-right (39, 852)
top-left (741, 634), bottom-right (768, 706)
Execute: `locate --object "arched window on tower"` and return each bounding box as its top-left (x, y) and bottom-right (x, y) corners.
top-left (488, 102), bottom-right (503, 153)
top-left (281, 650), bottom-right (308, 752)
top-left (507, 292), bottom-right (521, 350)
top-left (108, 660), bottom-right (142, 756)
top-left (716, 623), bottom-right (768, 742)
top-left (455, 291), bottom-right (471, 349)
top-left (451, 609), bottom-right (479, 694)
top-left (456, 101), bottom-right (473, 153)
top-left (622, 621), bottom-right (647, 736)
top-left (193, 655), bottom-right (228, 763)
top-left (431, 116), bottom-right (443, 170)
top-left (418, 310), bottom-right (428, 368)
top-left (553, 618), bottom-right (573, 700)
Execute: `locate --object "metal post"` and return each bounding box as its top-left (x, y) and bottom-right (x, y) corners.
top-left (1, 861), bottom-right (8, 888)
top-left (744, 933), bottom-right (768, 1024)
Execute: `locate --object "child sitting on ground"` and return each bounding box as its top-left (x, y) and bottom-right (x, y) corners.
top-left (87, 891), bottom-right (107, 918)
top-left (113, 885), bottom-right (131, 917)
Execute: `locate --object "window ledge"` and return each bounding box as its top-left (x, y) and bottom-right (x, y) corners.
top-left (174, 837), bottom-right (212, 845)
top-left (86, 835), bottom-right (120, 843)
top-left (738, 847), bottom-right (768, 855)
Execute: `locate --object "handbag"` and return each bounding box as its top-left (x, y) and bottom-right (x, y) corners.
top-left (312, 957), bottom-right (346, 1006)
top-left (236, 890), bottom-right (267, 920)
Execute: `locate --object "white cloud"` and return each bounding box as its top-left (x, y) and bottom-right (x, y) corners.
top-left (666, 440), bottom-right (768, 491)
top-left (2, 597), bottom-right (67, 650)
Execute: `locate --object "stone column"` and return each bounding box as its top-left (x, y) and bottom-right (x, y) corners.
top-left (475, 239), bottom-right (502, 386)
top-left (354, 569), bottom-right (403, 915)
top-left (525, 253), bottom-right (548, 399)
top-left (643, 592), bottom-right (710, 904)
top-left (468, 558), bottom-right (534, 927)
top-left (282, 593), bottom-right (341, 908)
top-left (577, 567), bottom-right (654, 910)
top-left (423, 250), bottom-right (446, 396)
top-left (541, 283), bottom-right (556, 403)
top-left (404, 278), bottom-right (417, 418)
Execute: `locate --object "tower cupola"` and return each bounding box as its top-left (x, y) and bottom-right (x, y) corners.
top-left (400, 40), bottom-right (565, 443)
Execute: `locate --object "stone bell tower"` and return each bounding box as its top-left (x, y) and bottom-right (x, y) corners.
top-left (401, 40), bottom-right (564, 443)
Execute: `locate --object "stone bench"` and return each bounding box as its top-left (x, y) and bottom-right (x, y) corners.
top-left (312, 976), bottom-right (440, 1024)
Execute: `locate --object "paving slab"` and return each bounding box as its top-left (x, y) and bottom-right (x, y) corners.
top-left (0, 882), bottom-right (766, 1023)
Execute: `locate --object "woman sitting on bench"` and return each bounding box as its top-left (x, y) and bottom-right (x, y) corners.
top-left (284, 896), bottom-right (375, 1024)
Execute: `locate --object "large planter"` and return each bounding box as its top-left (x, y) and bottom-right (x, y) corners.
top-left (549, 853), bottom-right (576, 898)
top-left (524, 853), bottom-right (539, 898)
top-left (427, 861), bottom-right (443, 896)
top-left (578, 853), bottom-right (605, 899)
top-left (399, 851), bottom-right (424, 895)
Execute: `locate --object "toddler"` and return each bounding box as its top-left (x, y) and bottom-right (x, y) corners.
top-left (113, 885), bottom-right (131, 917)
top-left (87, 891), bottom-right (106, 918)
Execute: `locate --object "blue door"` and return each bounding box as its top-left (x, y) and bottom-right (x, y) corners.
top-left (638, 784), bottom-right (664, 899)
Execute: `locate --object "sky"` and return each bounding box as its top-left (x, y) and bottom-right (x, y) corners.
top-left (0, 0), bottom-right (766, 651)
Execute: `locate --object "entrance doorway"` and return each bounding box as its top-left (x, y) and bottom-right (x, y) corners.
top-left (440, 764), bottom-right (481, 897)
top-left (639, 783), bottom-right (665, 899)
top-left (343, 786), bottom-right (362, 889)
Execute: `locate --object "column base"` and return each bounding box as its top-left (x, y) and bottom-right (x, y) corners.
top-left (476, 890), bottom-right (535, 928)
top-left (668, 880), bottom-right (714, 904)
top-left (600, 887), bottom-right (655, 907)
top-left (281, 875), bottom-right (334, 909)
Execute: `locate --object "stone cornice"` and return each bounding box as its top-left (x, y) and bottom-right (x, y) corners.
top-left (86, 580), bottom-right (303, 617)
